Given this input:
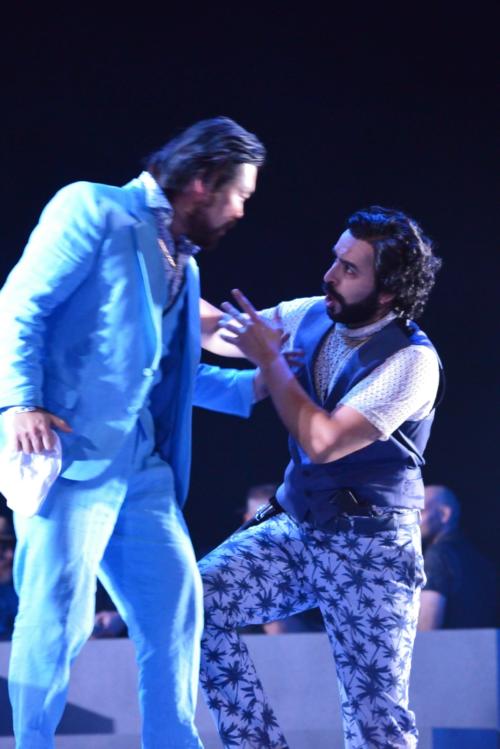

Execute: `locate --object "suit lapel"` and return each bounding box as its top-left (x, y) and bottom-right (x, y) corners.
top-left (122, 179), bottom-right (168, 365)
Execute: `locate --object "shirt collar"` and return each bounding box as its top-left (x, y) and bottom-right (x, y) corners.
top-left (138, 170), bottom-right (173, 214)
top-left (336, 310), bottom-right (398, 339)
top-left (138, 171), bottom-right (200, 255)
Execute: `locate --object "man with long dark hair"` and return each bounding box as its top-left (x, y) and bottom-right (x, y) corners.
top-left (200, 206), bottom-right (442, 748)
top-left (0, 117), bottom-right (265, 748)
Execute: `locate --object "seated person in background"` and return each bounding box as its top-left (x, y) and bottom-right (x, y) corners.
top-left (418, 484), bottom-right (497, 630)
top-left (0, 513), bottom-right (18, 640)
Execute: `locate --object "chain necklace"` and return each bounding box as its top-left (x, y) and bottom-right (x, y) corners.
top-left (157, 237), bottom-right (177, 269)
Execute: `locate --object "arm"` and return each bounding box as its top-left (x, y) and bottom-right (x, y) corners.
top-left (0, 182), bottom-right (105, 449)
top-left (194, 364), bottom-right (259, 418)
top-left (200, 298), bottom-right (246, 358)
top-left (219, 290), bottom-right (380, 463)
top-left (417, 590), bottom-right (447, 630)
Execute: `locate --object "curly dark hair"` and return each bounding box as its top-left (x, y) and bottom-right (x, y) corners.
top-left (146, 116), bottom-right (266, 200)
top-left (347, 206), bottom-right (442, 319)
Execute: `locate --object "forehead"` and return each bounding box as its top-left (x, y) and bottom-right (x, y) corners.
top-left (226, 163), bottom-right (258, 194)
top-left (334, 230), bottom-right (375, 271)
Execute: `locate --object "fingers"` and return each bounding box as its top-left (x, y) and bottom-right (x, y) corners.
top-left (231, 289), bottom-right (260, 322)
top-left (220, 301), bottom-right (245, 321)
top-left (218, 321), bottom-right (244, 336)
top-left (50, 415), bottom-right (72, 433)
top-left (16, 429), bottom-right (49, 454)
top-left (283, 348), bottom-right (305, 373)
top-left (20, 425), bottom-right (54, 453)
top-left (220, 332), bottom-right (243, 345)
top-left (10, 410), bottom-right (71, 454)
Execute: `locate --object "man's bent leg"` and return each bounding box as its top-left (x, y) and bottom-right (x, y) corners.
top-left (99, 458), bottom-right (204, 749)
top-left (9, 475), bottom-right (125, 749)
top-left (199, 514), bottom-right (317, 749)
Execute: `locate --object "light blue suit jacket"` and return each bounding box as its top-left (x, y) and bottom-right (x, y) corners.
top-left (0, 178), bottom-right (254, 507)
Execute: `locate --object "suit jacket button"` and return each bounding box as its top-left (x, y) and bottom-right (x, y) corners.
top-left (127, 405), bottom-right (139, 414)
top-left (142, 367), bottom-right (154, 377)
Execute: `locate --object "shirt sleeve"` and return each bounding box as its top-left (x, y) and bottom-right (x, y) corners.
top-left (260, 297), bottom-right (323, 348)
top-left (339, 345), bottom-right (440, 438)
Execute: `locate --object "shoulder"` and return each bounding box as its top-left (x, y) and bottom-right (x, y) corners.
top-left (41, 181), bottom-right (125, 218)
top-left (44, 182), bottom-right (143, 236)
top-left (259, 296), bottom-right (323, 342)
top-left (277, 296), bottom-right (323, 318)
top-left (375, 338), bottom-right (440, 392)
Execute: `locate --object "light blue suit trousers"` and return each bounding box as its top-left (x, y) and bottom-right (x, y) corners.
top-left (10, 422), bottom-right (204, 749)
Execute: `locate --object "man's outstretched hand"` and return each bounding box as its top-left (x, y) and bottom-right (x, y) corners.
top-left (219, 289), bottom-right (285, 368)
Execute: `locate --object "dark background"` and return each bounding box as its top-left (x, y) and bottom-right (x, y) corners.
top-left (1, 6), bottom-right (497, 562)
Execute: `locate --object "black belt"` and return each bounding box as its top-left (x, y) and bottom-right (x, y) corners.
top-left (306, 510), bottom-right (420, 535)
top-left (237, 491), bottom-right (419, 536)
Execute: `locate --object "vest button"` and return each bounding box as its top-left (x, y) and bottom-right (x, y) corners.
top-left (142, 367), bottom-right (154, 377)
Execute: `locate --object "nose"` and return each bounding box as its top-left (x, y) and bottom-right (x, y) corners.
top-left (323, 260), bottom-right (339, 286)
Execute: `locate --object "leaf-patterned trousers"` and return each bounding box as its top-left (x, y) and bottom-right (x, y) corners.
top-left (199, 510), bottom-right (424, 749)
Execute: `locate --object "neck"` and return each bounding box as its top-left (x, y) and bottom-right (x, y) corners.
top-left (345, 306), bottom-right (394, 330)
top-left (169, 195), bottom-right (190, 241)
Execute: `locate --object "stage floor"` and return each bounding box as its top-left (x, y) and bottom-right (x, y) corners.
top-left (1, 629), bottom-right (498, 748)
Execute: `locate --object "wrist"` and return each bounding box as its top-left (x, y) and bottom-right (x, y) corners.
top-left (259, 352), bottom-right (290, 376)
top-left (252, 369), bottom-right (269, 402)
top-left (6, 406), bottom-right (38, 414)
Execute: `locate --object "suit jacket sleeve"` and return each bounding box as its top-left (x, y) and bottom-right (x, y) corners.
top-left (194, 364), bottom-right (255, 418)
top-left (0, 182), bottom-right (104, 408)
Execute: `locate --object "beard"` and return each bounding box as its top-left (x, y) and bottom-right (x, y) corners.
top-left (322, 282), bottom-right (381, 325)
top-left (183, 205), bottom-right (237, 251)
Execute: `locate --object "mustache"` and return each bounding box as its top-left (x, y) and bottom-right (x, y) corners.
top-left (322, 282), bottom-right (344, 304)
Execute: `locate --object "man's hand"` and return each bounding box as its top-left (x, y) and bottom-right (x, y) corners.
top-left (9, 409), bottom-right (72, 453)
top-left (219, 289), bottom-right (285, 368)
top-left (200, 298), bottom-right (246, 358)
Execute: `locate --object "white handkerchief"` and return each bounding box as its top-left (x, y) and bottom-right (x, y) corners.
top-left (0, 434), bottom-right (62, 517)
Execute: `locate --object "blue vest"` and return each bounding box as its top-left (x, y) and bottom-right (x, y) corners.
top-left (276, 301), bottom-right (443, 526)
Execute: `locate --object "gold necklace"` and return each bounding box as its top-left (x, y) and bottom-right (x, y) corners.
top-left (157, 237), bottom-right (177, 269)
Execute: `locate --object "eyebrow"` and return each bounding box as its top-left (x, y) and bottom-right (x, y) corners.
top-left (331, 248), bottom-right (359, 273)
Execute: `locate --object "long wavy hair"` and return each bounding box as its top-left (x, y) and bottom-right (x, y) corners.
top-left (146, 117), bottom-right (266, 200)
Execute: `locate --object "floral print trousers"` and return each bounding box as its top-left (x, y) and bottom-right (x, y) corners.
top-left (199, 510), bottom-right (424, 749)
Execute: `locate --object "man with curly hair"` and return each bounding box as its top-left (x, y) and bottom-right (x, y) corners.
top-left (200, 206), bottom-right (442, 749)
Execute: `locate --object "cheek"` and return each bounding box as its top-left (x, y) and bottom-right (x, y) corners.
top-left (351, 278), bottom-right (377, 300)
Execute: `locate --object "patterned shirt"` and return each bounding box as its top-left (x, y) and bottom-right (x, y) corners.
top-left (138, 171), bottom-right (199, 305)
top-left (260, 297), bottom-right (440, 440)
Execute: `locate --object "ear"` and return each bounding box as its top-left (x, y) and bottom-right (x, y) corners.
top-left (378, 290), bottom-right (395, 308)
top-left (440, 505), bottom-right (453, 525)
top-left (190, 176), bottom-right (207, 198)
